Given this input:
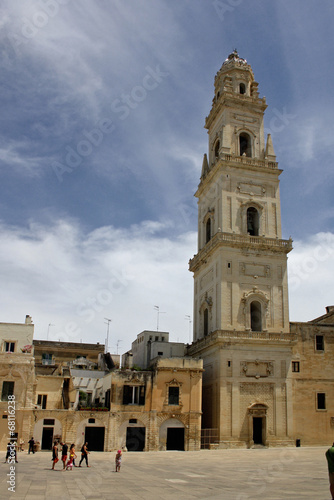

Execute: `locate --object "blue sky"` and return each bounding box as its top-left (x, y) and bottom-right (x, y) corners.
top-left (1, 0), bottom-right (334, 351)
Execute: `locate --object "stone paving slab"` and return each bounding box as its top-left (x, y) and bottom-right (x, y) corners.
top-left (0, 446), bottom-right (331, 499)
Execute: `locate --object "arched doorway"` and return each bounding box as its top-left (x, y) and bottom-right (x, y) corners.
top-left (77, 418), bottom-right (106, 451)
top-left (159, 418), bottom-right (185, 451)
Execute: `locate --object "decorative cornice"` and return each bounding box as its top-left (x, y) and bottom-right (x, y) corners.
top-left (189, 232), bottom-right (293, 272)
top-left (186, 329), bottom-right (297, 356)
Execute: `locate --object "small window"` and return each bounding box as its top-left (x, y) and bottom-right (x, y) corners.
top-left (204, 308), bottom-right (209, 337)
top-left (155, 336), bottom-right (159, 341)
top-left (123, 386), bottom-right (145, 405)
top-left (206, 218), bottom-right (211, 243)
top-left (316, 335), bottom-right (324, 351)
top-left (227, 262), bottom-right (231, 268)
top-left (4, 342), bottom-right (15, 353)
top-left (161, 337), bottom-right (165, 341)
top-left (88, 418), bottom-right (95, 424)
top-left (227, 360), bottom-right (231, 367)
top-left (37, 394), bottom-right (47, 409)
top-left (2, 415), bottom-right (8, 419)
top-left (214, 140), bottom-right (220, 158)
top-left (292, 361), bottom-right (300, 373)
top-left (239, 83), bottom-right (246, 94)
top-left (1, 381), bottom-right (14, 401)
top-left (129, 418), bottom-right (137, 424)
top-left (168, 386), bottom-right (179, 405)
top-left (158, 351), bottom-right (163, 356)
top-left (42, 353), bottom-right (53, 365)
top-left (43, 419), bottom-right (55, 425)
top-left (317, 393), bottom-right (326, 410)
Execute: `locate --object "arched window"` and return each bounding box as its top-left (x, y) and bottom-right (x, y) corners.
top-left (250, 301), bottom-right (262, 331)
top-left (214, 140), bottom-right (220, 158)
top-left (206, 218), bottom-right (211, 243)
top-left (247, 207), bottom-right (259, 236)
top-left (239, 132), bottom-right (251, 157)
top-left (203, 308), bottom-right (209, 336)
top-left (239, 83), bottom-right (246, 94)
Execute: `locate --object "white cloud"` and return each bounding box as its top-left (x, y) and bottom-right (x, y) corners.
top-left (0, 218), bottom-right (196, 352)
top-left (288, 232), bottom-right (334, 322)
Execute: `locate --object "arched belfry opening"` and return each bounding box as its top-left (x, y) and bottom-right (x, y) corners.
top-left (239, 83), bottom-right (246, 94)
top-left (239, 132), bottom-right (252, 157)
top-left (250, 301), bottom-right (262, 332)
top-left (247, 207), bottom-right (259, 236)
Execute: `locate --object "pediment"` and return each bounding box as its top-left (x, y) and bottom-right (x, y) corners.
top-left (308, 307), bottom-right (334, 326)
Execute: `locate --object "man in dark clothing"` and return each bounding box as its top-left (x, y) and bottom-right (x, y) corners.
top-left (326, 442), bottom-right (334, 500)
top-left (61, 442), bottom-right (68, 470)
top-left (28, 437), bottom-right (35, 454)
top-left (79, 442), bottom-right (90, 467)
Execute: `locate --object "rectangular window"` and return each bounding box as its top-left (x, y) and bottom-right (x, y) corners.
top-left (37, 394), bottom-right (47, 409)
top-left (292, 361), bottom-right (300, 373)
top-left (42, 353), bottom-right (54, 365)
top-left (317, 393), bottom-right (326, 410)
top-left (43, 419), bottom-right (55, 425)
top-left (227, 360), bottom-right (231, 367)
top-left (315, 335), bottom-right (324, 351)
top-left (122, 386), bottom-right (145, 405)
top-left (4, 342), bottom-right (15, 353)
top-left (168, 386), bottom-right (179, 405)
top-left (1, 381), bottom-right (14, 401)
top-left (158, 351), bottom-right (163, 356)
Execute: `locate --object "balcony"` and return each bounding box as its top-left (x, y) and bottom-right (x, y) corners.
top-left (189, 231), bottom-right (293, 272)
top-left (187, 329), bottom-right (297, 355)
top-left (42, 359), bottom-right (55, 366)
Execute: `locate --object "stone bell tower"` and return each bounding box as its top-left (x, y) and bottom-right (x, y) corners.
top-left (188, 51), bottom-right (295, 448)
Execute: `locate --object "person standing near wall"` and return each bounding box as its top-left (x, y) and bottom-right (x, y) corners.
top-left (28, 437), bottom-right (35, 454)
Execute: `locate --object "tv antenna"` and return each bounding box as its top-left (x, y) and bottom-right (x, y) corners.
top-left (154, 305), bottom-right (166, 331)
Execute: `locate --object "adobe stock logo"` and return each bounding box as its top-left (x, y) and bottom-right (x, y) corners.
top-left (7, 0), bottom-right (70, 54)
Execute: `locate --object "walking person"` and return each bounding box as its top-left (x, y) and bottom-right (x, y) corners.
top-left (66, 445), bottom-right (77, 471)
top-left (326, 442), bottom-right (334, 500)
top-left (4, 442), bottom-right (11, 463)
top-left (28, 437), bottom-right (35, 454)
top-left (79, 442), bottom-right (90, 467)
top-left (115, 449), bottom-right (122, 472)
top-left (51, 441), bottom-right (59, 470)
top-left (69, 444), bottom-right (77, 467)
top-left (61, 442), bottom-right (68, 470)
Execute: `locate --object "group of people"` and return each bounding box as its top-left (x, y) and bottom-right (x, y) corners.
top-left (51, 441), bottom-right (89, 470)
top-left (51, 441), bottom-right (122, 472)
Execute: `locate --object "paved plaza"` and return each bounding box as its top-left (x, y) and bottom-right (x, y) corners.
top-left (0, 446), bottom-right (331, 499)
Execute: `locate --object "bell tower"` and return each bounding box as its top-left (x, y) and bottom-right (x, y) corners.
top-left (188, 52), bottom-right (295, 447)
top-left (190, 50), bottom-right (292, 340)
